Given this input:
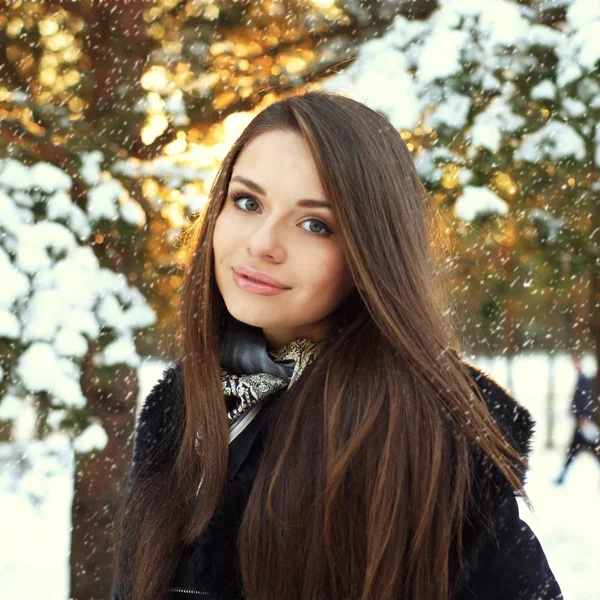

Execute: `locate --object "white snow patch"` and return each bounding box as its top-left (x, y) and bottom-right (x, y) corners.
top-left (419, 28), bottom-right (468, 83)
top-left (426, 94), bottom-right (471, 131)
top-left (102, 333), bottom-right (140, 368)
top-left (87, 179), bottom-right (126, 221)
top-left (0, 159), bottom-right (30, 190)
top-left (120, 198), bottom-right (146, 226)
top-left (0, 394), bottom-right (23, 421)
top-left (72, 423), bottom-right (108, 454)
top-left (322, 39), bottom-right (422, 131)
top-left (0, 247), bottom-right (29, 308)
top-left (47, 191), bottom-right (91, 240)
top-left (515, 120), bottom-right (587, 163)
top-left (80, 151), bottom-right (103, 185)
top-left (454, 186), bottom-right (508, 221)
top-left (531, 80), bottom-right (556, 101)
top-left (0, 309), bottom-right (20, 339)
top-left (16, 343), bottom-right (86, 409)
top-left (15, 222), bottom-right (77, 274)
top-left (30, 162), bottom-right (72, 192)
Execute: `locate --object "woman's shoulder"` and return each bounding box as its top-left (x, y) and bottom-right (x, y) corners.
top-left (450, 362), bottom-right (563, 599)
top-left (131, 359), bottom-right (184, 472)
top-left (137, 359), bottom-right (183, 427)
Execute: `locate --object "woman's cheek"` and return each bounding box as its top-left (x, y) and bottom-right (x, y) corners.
top-left (304, 255), bottom-right (350, 303)
top-left (213, 210), bottom-right (238, 258)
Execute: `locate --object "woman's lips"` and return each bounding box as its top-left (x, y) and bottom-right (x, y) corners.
top-left (232, 271), bottom-right (290, 296)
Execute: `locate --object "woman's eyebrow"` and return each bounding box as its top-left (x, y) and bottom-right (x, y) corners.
top-left (230, 175), bottom-right (332, 209)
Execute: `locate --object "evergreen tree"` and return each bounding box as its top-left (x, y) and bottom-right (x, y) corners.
top-left (325, 0), bottom-right (599, 374)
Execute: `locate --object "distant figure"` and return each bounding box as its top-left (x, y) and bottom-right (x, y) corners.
top-left (554, 357), bottom-right (600, 485)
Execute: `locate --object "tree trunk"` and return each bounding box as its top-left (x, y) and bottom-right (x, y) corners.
top-left (589, 165), bottom-right (600, 426)
top-left (591, 267), bottom-right (600, 427)
top-left (502, 300), bottom-right (518, 392)
top-left (545, 352), bottom-right (556, 449)
top-left (70, 346), bottom-right (139, 600)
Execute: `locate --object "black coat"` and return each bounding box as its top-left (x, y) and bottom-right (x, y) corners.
top-left (116, 360), bottom-right (563, 600)
top-left (571, 373), bottom-right (594, 419)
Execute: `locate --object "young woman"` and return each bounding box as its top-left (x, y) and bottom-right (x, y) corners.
top-left (112, 91), bottom-right (563, 600)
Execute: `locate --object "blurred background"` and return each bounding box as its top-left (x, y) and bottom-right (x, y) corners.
top-left (0, 0), bottom-right (599, 598)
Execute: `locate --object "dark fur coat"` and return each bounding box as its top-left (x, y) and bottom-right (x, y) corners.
top-left (116, 360), bottom-right (564, 600)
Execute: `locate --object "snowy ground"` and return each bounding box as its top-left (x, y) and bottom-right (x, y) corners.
top-left (1, 352), bottom-right (599, 599)
top-left (476, 353), bottom-right (600, 600)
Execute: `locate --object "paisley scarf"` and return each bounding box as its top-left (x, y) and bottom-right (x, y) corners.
top-left (193, 316), bottom-right (322, 489)
top-left (219, 316), bottom-right (323, 429)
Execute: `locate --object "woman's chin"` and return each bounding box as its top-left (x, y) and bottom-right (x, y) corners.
top-left (224, 304), bottom-right (284, 330)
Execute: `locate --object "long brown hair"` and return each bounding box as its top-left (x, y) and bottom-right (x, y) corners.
top-left (112, 90), bottom-right (528, 600)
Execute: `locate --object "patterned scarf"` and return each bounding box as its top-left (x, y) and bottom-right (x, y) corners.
top-left (219, 316), bottom-right (323, 429)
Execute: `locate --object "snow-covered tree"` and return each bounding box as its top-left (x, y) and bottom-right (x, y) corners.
top-left (325, 0), bottom-right (600, 370)
top-left (0, 157), bottom-right (155, 447)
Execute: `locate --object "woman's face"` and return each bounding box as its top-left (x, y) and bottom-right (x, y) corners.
top-left (212, 129), bottom-right (354, 350)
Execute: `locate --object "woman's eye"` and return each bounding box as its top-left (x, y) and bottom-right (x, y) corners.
top-left (232, 193), bottom-right (259, 212)
top-left (300, 219), bottom-right (332, 236)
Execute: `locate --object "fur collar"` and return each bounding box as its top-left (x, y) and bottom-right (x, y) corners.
top-left (131, 357), bottom-right (535, 485)
top-left (463, 360), bottom-right (535, 485)
top-left (133, 359), bottom-right (535, 483)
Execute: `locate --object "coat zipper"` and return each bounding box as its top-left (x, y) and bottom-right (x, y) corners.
top-left (228, 401), bottom-right (263, 444)
top-left (195, 402), bottom-right (264, 499)
top-left (181, 405), bottom-right (265, 597)
top-left (166, 588), bottom-right (211, 595)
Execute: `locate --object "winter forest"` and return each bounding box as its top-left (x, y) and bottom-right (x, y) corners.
top-left (1, 0), bottom-right (600, 598)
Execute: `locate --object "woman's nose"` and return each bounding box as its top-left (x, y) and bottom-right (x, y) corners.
top-left (246, 221), bottom-right (285, 262)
